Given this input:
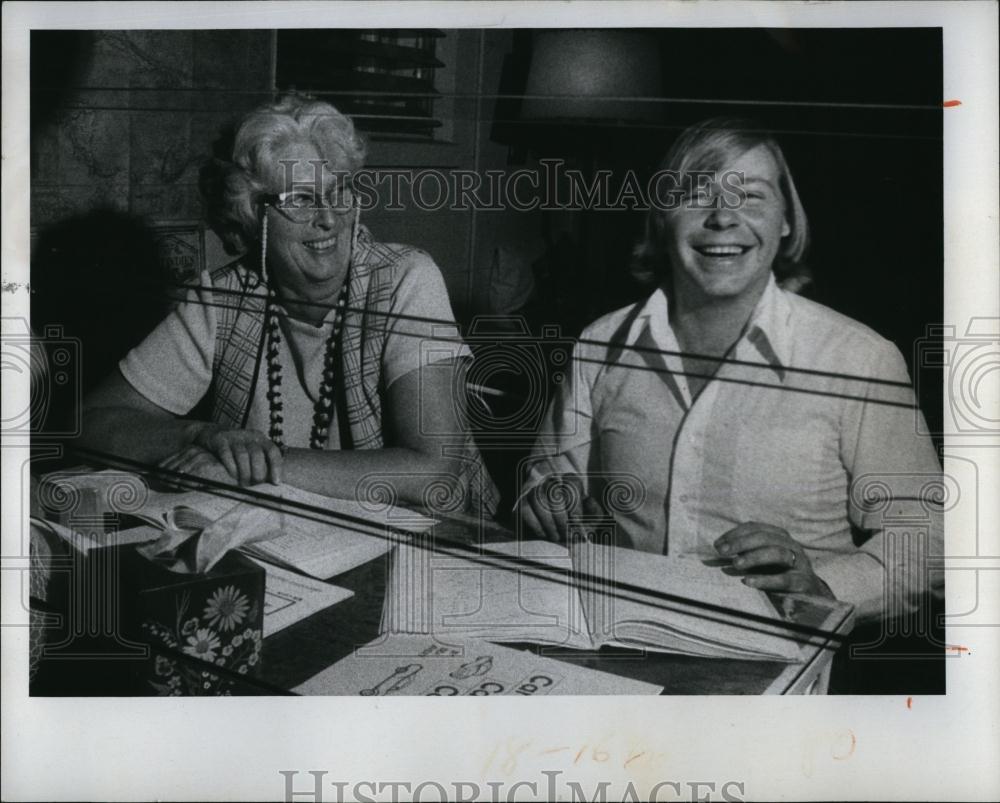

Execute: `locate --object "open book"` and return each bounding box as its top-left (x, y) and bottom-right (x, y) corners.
top-left (382, 539), bottom-right (804, 662)
top-left (46, 470), bottom-right (432, 579)
top-left (142, 482), bottom-right (434, 579)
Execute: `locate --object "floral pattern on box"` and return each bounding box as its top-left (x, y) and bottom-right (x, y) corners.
top-left (142, 584), bottom-right (262, 696)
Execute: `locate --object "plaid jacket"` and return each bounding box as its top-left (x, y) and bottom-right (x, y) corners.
top-left (206, 225), bottom-right (500, 517)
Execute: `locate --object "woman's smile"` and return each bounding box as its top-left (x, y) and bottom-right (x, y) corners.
top-left (302, 234), bottom-right (340, 252)
top-left (262, 138), bottom-right (355, 313)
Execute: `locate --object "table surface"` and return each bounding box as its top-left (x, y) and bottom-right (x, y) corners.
top-left (30, 482), bottom-right (855, 696)
top-left (261, 549), bottom-right (853, 696)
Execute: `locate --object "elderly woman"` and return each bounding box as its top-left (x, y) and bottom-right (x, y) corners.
top-left (81, 94), bottom-right (497, 515)
top-left (519, 118), bottom-right (942, 622)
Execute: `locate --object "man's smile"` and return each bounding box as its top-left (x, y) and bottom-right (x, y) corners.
top-left (692, 243), bottom-right (753, 258)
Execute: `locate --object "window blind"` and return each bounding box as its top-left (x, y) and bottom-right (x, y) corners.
top-left (276, 29), bottom-right (445, 139)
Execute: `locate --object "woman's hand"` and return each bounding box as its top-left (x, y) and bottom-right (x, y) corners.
top-left (714, 522), bottom-right (835, 599)
top-left (156, 445), bottom-right (235, 489)
top-left (190, 424), bottom-right (283, 486)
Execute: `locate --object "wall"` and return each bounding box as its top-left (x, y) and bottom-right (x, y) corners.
top-left (29, 29), bottom-right (531, 326)
top-left (31, 30), bottom-right (273, 229)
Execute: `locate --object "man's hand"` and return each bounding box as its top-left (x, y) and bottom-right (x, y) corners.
top-left (714, 521), bottom-right (835, 599)
top-left (190, 424), bottom-right (283, 486)
top-left (518, 473), bottom-right (604, 543)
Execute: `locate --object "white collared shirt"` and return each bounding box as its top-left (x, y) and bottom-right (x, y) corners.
top-left (525, 275), bottom-right (943, 620)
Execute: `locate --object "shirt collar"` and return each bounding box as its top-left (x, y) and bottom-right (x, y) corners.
top-left (742, 273), bottom-right (793, 372)
top-left (626, 273), bottom-right (794, 376)
top-left (624, 284), bottom-right (672, 350)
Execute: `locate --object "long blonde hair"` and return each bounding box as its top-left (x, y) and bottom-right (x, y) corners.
top-left (632, 118), bottom-right (811, 289)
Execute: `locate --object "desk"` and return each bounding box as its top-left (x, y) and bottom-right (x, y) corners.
top-left (262, 552), bottom-right (852, 695)
top-left (29, 532), bottom-right (853, 697)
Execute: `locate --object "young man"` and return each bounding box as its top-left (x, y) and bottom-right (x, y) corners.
top-left (519, 119), bottom-right (943, 622)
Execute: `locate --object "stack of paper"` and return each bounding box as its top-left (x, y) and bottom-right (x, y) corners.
top-left (141, 480), bottom-right (435, 579)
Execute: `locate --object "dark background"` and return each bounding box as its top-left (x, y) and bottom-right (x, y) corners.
top-left (492, 28), bottom-right (944, 440)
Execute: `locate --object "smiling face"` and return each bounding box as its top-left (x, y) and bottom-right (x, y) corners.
top-left (261, 139), bottom-right (354, 307)
top-left (662, 144), bottom-right (791, 307)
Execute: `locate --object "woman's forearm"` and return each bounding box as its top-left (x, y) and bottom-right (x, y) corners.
top-left (281, 446), bottom-right (461, 507)
top-left (79, 407), bottom-right (205, 465)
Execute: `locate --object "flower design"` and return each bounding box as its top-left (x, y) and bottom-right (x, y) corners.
top-left (222, 645), bottom-right (233, 657)
top-left (248, 652), bottom-right (259, 667)
top-left (203, 586), bottom-right (250, 632)
top-left (154, 656), bottom-right (173, 677)
top-left (232, 635), bottom-right (243, 648)
top-left (183, 628), bottom-right (221, 663)
top-left (181, 618), bottom-right (199, 637)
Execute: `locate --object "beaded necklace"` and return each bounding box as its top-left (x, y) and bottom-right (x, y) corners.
top-left (259, 208), bottom-right (357, 451)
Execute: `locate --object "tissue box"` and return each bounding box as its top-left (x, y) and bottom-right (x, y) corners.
top-left (117, 545), bottom-right (265, 696)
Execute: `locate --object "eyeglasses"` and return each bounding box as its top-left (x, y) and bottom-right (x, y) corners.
top-left (262, 183), bottom-right (355, 224)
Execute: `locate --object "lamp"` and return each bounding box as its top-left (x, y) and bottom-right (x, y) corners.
top-left (507, 31), bottom-right (664, 335)
top-left (520, 30), bottom-right (662, 123)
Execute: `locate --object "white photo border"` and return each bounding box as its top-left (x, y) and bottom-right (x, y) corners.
top-left (3, 2), bottom-right (998, 801)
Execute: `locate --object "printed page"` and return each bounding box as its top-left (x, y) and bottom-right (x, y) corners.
top-left (382, 540), bottom-right (594, 650)
top-left (140, 487), bottom-right (242, 526)
top-left (249, 558), bottom-right (354, 637)
top-left (294, 634), bottom-right (662, 696)
top-left (143, 482), bottom-right (434, 579)
top-left (572, 540), bottom-right (803, 661)
top-left (243, 525), bottom-right (391, 580)
top-left (142, 482), bottom-right (436, 531)
top-left (270, 483), bottom-right (437, 532)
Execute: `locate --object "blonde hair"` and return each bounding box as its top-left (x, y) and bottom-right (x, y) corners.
top-left (201, 93), bottom-right (367, 255)
top-left (632, 117), bottom-right (810, 287)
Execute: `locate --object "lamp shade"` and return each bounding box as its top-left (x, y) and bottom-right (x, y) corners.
top-left (520, 30), bottom-right (662, 122)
